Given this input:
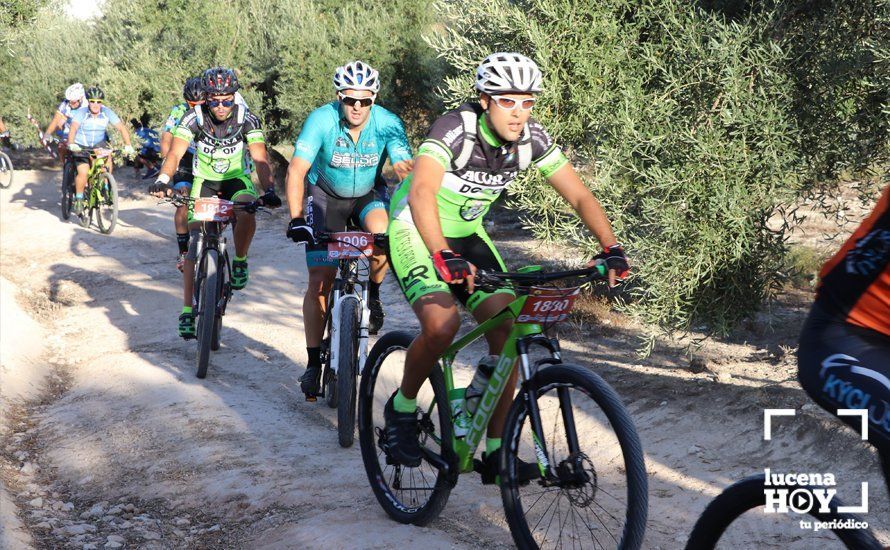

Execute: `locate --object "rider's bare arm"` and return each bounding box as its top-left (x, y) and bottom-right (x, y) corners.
top-left (159, 136), bottom-right (189, 179)
top-left (285, 157), bottom-right (311, 218)
top-left (160, 131), bottom-right (173, 158)
top-left (113, 122), bottom-right (132, 147)
top-left (408, 155), bottom-right (450, 254)
top-left (546, 163), bottom-right (618, 249)
top-left (44, 112), bottom-right (66, 138)
top-left (247, 141), bottom-right (274, 193)
top-left (65, 121), bottom-right (80, 146)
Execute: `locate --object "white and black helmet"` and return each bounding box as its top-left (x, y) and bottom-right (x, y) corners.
top-left (475, 52), bottom-right (542, 94)
top-left (333, 60), bottom-right (380, 93)
top-left (65, 82), bottom-right (85, 102)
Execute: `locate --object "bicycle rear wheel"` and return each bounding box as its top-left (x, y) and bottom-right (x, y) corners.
top-left (60, 160), bottom-right (73, 220)
top-left (337, 299), bottom-right (360, 447)
top-left (94, 172), bottom-right (118, 234)
top-left (358, 331), bottom-right (456, 526)
top-left (195, 249), bottom-right (218, 379)
top-left (501, 363), bottom-right (648, 550)
top-left (686, 474), bottom-right (881, 549)
top-left (0, 151), bottom-right (12, 189)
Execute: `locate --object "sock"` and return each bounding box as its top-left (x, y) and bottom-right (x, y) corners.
top-left (393, 389), bottom-right (416, 413)
top-left (486, 437), bottom-right (502, 456)
top-left (75, 193), bottom-right (84, 199)
top-left (369, 280), bottom-right (381, 301)
top-left (181, 306), bottom-right (192, 314)
top-left (235, 255), bottom-right (247, 262)
top-left (307, 347), bottom-right (321, 368)
top-left (176, 233), bottom-right (190, 254)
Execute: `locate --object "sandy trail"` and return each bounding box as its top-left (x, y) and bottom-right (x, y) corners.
top-left (1, 164), bottom-right (887, 548)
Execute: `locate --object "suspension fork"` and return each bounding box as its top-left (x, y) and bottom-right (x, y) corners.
top-left (516, 334), bottom-right (564, 478)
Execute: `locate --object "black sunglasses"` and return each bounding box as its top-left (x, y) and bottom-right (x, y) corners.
top-left (208, 99), bottom-right (235, 108)
top-left (339, 93), bottom-right (374, 108)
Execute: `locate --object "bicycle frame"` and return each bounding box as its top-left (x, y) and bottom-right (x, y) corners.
top-left (192, 219), bottom-right (232, 313)
top-left (326, 257), bottom-right (371, 377)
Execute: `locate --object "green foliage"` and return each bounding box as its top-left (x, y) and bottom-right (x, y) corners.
top-left (429, 0), bottom-right (888, 337)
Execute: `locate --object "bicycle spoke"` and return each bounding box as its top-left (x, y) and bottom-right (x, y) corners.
top-left (583, 498), bottom-right (619, 546)
top-left (570, 504), bottom-right (606, 549)
top-left (541, 491), bottom-right (562, 547)
top-left (531, 488), bottom-right (561, 533)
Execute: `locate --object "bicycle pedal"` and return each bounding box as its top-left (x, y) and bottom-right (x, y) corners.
top-left (304, 394), bottom-right (318, 402)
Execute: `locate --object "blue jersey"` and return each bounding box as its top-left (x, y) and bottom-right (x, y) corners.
top-left (136, 127), bottom-right (160, 154)
top-left (71, 105), bottom-right (121, 147)
top-left (54, 100), bottom-right (80, 139)
top-left (293, 102), bottom-right (412, 199)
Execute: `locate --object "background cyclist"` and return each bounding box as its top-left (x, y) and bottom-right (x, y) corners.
top-left (66, 85), bottom-right (134, 216)
top-left (285, 60), bottom-right (413, 400)
top-left (150, 67), bottom-right (281, 339)
top-left (160, 76), bottom-right (205, 272)
top-left (382, 53), bottom-right (630, 479)
top-left (42, 82), bottom-right (86, 163)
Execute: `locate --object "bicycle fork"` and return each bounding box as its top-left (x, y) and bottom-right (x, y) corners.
top-left (328, 284), bottom-right (370, 375)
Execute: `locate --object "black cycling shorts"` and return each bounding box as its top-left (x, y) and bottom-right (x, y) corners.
top-left (798, 302), bottom-right (890, 455)
top-left (305, 184), bottom-right (386, 268)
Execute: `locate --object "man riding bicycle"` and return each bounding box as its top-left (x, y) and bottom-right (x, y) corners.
top-left (285, 60), bottom-right (413, 400)
top-left (43, 83), bottom-right (87, 163)
top-left (798, 185), bottom-right (890, 463)
top-left (66, 86), bottom-right (135, 216)
top-left (150, 66), bottom-right (281, 339)
top-left (160, 76), bottom-right (205, 272)
top-left (382, 53), bottom-right (630, 480)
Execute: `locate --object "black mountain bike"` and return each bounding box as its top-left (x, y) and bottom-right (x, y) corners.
top-left (312, 231), bottom-right (387, 447)
top-left (167, 196), bottom-right (263, 378)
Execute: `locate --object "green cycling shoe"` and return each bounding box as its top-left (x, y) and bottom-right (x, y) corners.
top-left (231, 259), bottom-right (249, 290)
top-left (178, 311), bottom-right (196, 340)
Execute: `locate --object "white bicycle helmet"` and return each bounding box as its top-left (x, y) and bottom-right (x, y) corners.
top-left (475, 53), bottom-right (542, 94)
top-left (333, 61), bottom-right (380, 93)
top-left (65, 82), bottom-right (85, 102)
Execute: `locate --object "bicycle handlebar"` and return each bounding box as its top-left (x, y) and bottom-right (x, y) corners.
top-left (159, 195), bottom-right (268, 214)
top-left (474, 264), bottom-right (608, 293)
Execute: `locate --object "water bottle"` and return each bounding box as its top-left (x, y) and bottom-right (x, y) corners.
top-left (449, 387), bottom-right (470, 438)
top-left (464, 355), bottom-right (499, 416)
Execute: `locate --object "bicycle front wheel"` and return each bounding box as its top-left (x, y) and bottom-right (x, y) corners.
top-left (195, 249), bottom-right (218, 379)
top-left (358, 330), bottom-right (455, 526)
top-left (336, 299), bottom-right (360, 447)
top-left (502, 363), bottom-right (648, 550)
top-left (686, 474), bottom-right (881, 549)
top-left (78, 183), bottom-right (91, 228)
top-left (60, 160), bottom-right (73, 220)
top-left (0, 151), bottom-right (13, 189)
top-left (210, 253), bottom-right (227, 351)
top-left (94, 172), bottom-right (118, 234)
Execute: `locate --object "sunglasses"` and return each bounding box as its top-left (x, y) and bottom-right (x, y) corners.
top-left (208, 99), bottom-right (235, 108)
top-left (88, 99), bottom-right (103, 104)
top-left (339, 93), bottom-right (375, 108)
top-left (490, 95), bottom-right (536, 111)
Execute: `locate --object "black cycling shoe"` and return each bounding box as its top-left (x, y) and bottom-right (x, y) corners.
top-left (383, 392), bottom-right (422, 467)
top-left (300, 365), bottom-right (322, 401)
top-left (368, 297), bottom-right (385, 335)
top-left (474, 451), bottom-right (542, 486)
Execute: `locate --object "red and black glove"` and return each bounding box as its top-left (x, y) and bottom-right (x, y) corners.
top-left (593, 244), bottom-right (630, 280)
top-left (432, 249), bottom-right (472, 283)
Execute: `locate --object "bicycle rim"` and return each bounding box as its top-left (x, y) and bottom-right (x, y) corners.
top-left (95, 173), bottom-right (118, 234)
top-left (0, 151), bottom-right (13, 189)
top-left (210, 254), bottom-right (226, 351)
top-left (358, 331), bottom-right (455, 526)
top-left (195, 249), bottom-right (218, 379)
top-left (78, 183), bottom-right (91, 228)
top-left (502, 363), bottom-right (648, 550)
top-left (337, 299), bottom-right (360, 447)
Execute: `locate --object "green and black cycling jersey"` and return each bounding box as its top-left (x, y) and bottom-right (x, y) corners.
top-left (173, 104), bottom-right (264, 181)
top-left (388, 102), bottom-right (570, 309)
top-left (389, 102), bottom-right (569, 237)
top-left (163, 103), bottom-right (196, 175)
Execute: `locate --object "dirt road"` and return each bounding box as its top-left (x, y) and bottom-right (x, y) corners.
top-left (1, 164), bottom-right (887, 549)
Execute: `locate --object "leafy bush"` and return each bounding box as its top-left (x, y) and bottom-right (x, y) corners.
top-left (428, 0), bottom-right (888, 340)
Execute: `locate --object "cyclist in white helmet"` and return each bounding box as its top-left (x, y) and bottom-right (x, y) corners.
top-left (285, 60), bottom-right (414, 400)
top-left (381, 53), bottom-right (629, 480)
top-left (42, 82), bottom-right (87, 162)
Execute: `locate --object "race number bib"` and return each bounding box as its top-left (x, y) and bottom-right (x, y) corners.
top-left (327, 231), bottom-right (374, 259)
top-left (192, 197), bottom-right (234, 222)
top-left (515, 287), bottom-right (581, 325)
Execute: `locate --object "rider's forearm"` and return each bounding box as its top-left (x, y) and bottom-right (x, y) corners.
top-left (409, 184), bottom-right (449, 254)
top-left (285, 163), bottom-right (309, 218)
top-left (574, 194), bottom-right (618, 249)
top-left (116, 124), bottom-right (131, 146)
top-left (160, 132), bottom-right (173, 158)
top-left (159, 138), bottom-right (187, 179)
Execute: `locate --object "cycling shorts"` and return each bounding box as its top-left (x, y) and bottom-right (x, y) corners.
top-left (71, 141), bottom-right (110, 167)
top-left (798, 302), bottom-right (890, 455)
top-left (388, 219), bottom-right (514, 313)
top-left (305, 184), bottom-right (386, 268)
top-left (187, 175), bottom-right (257, 222)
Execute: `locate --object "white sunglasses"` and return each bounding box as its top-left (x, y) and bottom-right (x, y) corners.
top-left (490, 95), bottom-right (537, 111)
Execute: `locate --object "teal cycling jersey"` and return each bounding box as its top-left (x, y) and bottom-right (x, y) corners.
top-left (163, 103), bottom-right (196, 155)
top-left (293, 102), bottom-right (412, 199)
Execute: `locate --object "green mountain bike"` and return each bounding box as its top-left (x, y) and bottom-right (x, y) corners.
top-left (75, 147), bottom-right (119, 234)
top-left (0, 148), bottom-right (12, 189)
top-left (358, 265), bottom-right (648, 549)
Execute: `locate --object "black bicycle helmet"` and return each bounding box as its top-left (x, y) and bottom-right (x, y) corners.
top-left (85, 85), bottom-right (105, 101)
top-left (202, 67), bottom-right (240, 95)
top-left (183, 76), bottom-right (205, 103)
